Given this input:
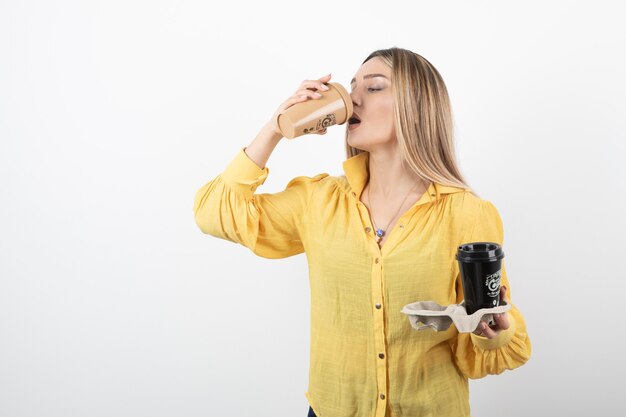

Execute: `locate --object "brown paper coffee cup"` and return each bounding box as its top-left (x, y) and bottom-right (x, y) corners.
top-left (274, 82), bottom-right (353, 139)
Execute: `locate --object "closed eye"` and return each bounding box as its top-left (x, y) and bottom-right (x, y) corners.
top-left (350, 87), bottom-right (383, 94)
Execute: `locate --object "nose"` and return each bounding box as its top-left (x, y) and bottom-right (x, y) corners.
top-left (350, 91), bottom-right (361, 107)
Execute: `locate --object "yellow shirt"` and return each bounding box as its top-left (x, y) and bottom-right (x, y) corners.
top-left (193, 148), bottom-right (532, 417)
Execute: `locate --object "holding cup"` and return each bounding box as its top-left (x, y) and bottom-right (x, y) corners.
top-left (273, 82), bottom-right (353, 139)
top-left (455, 242), bottom-right (505, 315)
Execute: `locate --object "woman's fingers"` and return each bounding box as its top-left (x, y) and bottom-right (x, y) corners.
top-left (500, 285), bottom-right (509, 303)
top-left (478, 322), bottom-right (499, 338)
top-left (493, 312), bottom-right (510, 330)
top-left (282, 94), bottom-right (308, 109)
top-left (295, 89), bottom-right (324, 100)
top-left (473, 321), bottom-right (489, 336)
top-left (287, 74), bottom-right (333, 107)
top-left (269, 74), bottom-right (332, 135)
top-left (296, 74), bottom-right (332, 94)
top-left (476, 313), bottom-right (510, 339)
top-left (473, 286), bottom-right (512, 338)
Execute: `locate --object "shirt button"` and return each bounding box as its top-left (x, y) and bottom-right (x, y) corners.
top-left (374, 258), bottom-right (379, 264)
top-left (375, 303), bottom-right (381, 309)
top-left (379, 353), bottom-right (385, 359)
top-left (365, 226), bottom-right (371, 233)
top-left (380, 393), bottom-right (386, 400)
top-left (352, 192), bottom-right (356, 196)
top-left (398, 224), bottom-right (404, 228)
top-left (431, 193), bottom-right (435, 196)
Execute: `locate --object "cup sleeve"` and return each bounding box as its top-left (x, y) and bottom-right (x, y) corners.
top-left (193, 147), bottom-right (328, 259)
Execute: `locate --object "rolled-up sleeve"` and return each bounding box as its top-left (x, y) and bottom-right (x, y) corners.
top-left (193, 147), bottom-right (328, 259)
top-left (448, 199), bottom-right (532, 379)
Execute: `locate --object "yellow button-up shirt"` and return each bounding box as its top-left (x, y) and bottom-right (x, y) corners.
top-left (193, 148), bottom-right (532, 417)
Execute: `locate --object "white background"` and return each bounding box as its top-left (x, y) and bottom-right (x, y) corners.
top-left (1, 1), bottom-right (625, 416)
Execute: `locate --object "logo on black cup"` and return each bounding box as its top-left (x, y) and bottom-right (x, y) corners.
top-left (485, 269), bottom-right (501, 298)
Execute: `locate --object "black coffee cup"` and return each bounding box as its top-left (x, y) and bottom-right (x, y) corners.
top-left (455, 242), bottom-right (505, 315)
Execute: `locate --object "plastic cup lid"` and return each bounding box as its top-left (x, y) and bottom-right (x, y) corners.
top-left (456, 242), bottom-right (504, 262)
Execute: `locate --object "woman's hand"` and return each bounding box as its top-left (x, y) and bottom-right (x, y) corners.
top-left (472, 286), bottom-right (510, 339)
top-left (267, 73), bottom-right (333, 137)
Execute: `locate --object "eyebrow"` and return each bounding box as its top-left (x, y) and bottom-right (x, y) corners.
top-left (350, 73), bottom-right (389, 85)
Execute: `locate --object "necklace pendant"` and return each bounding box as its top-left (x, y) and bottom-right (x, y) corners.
top-left (375, 228), bottom-right (385, 238)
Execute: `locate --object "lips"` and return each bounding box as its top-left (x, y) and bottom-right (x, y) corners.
top-left (348, 111), bottom-right (361, 125)
top-left (348, 112), bottom-right (361, 130)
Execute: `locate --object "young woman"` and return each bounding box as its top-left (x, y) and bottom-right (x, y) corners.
top-left (193, 47), bottom-right (532, 417)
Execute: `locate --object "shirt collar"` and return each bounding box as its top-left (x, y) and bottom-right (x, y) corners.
top-left (342, 151), bottom-right (468, 205)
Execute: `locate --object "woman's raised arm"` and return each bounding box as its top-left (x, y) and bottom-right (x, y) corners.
top-left (193, 74), bottom-right (333, 258)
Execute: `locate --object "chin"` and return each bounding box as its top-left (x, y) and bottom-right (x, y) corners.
top-left (348, 135), bottom-right (391, 153)
top-left (347, 136), bottom-right (368, 152)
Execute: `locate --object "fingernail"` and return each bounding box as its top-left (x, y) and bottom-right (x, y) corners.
top-left (321, 84), bottom-right (329, 90)
top-left (314, 92), bottom-right (322, 97)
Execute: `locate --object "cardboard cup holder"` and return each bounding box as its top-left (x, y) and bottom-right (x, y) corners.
top-left (400, 300), bottom-right (512, 333)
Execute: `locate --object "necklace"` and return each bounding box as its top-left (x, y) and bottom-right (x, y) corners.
top-left (366, 181), bottom-right (421, 245)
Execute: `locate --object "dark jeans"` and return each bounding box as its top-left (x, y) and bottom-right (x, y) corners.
top-left (308, 406), bottom-right (317, 417)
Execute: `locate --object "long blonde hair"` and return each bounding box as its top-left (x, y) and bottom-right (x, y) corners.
top-left (345, 47), bottom-right (478, 198)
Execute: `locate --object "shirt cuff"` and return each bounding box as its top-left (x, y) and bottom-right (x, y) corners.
top-left (470, 314), bottom-right (517, 350)
top-left (221, 147), bottom-right (269, 199)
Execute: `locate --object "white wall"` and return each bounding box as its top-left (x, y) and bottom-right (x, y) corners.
top-left (1, 1), bottom-right (624, 416)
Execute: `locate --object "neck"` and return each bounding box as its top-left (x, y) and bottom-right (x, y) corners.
top-left (367, 146), bottom-right (426, 197)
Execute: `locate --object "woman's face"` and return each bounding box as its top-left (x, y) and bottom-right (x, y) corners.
top-left (347, 57), bottom-right (395, 152)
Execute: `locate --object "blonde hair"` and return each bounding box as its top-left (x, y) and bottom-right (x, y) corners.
top-left (345, 47), bottom-right (479, 198)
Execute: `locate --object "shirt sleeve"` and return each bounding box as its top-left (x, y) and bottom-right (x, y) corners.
top-left (448, 199), bottom-right (532, 379)
top-left (193, 147), bottom-right (328, 259)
